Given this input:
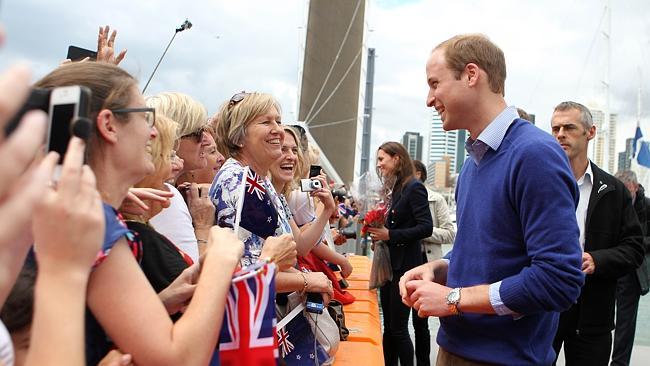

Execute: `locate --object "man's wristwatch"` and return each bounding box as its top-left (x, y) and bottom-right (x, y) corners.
top-left (446, 287), bottom-right (462, 315)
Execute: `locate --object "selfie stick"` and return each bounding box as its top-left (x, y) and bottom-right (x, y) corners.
top-left (142, 19), bottom-right (192, 93)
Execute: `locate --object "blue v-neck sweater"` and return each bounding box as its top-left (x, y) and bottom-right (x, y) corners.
top-left (438, 119), bottom-right (584, 365)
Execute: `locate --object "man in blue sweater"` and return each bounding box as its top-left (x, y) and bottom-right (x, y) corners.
top-left (398, 34), bottom-right (585, 365)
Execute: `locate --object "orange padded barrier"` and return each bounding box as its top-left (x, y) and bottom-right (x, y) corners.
top-left (334, 255), bottom-right (384, 365)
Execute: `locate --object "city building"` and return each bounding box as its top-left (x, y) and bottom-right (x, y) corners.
top-left (402, 131), bottom-right (423, 161)
top-left (618, 137), bottom-right (634, 173)
top-left (589, 108), bottom-right (618, 173)
top-left (428, 110), bottom-right (467, 174)
top-left (608, 113), bottom-right (617, 173)
top-left (434, 158), bottom-right (451, 189)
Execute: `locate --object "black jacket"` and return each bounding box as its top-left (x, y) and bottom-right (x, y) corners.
top-left (633, 185), bottom-right (650, 293)
top-left (385, 178), bottom-right (433, 273)
top-left (563, 162), bottom-right (644, 334)
top-left (633, 184), bottom-right (649, 246)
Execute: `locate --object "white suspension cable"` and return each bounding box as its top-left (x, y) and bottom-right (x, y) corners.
top-left (308, 117), bottom-right (357, 129)
top-left (306, 46), bottom-right (363, 125)
top-left (303, 0), bottom-right (362, 123)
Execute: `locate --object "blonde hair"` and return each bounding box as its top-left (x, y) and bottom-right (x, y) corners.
top-left (307, 144), bottom-right (321, 166)
top-left (281, 126), bottom-right (305, 196)
top-left (149, 114), bottom-right (178, 173)
top-left (214, 92), bottom-right (281, 158)
top-left (146, 92), bottom-right (207, 138)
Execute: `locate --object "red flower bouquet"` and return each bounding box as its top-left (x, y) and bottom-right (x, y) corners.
top-left (360, 203), bottom-right (387, 235)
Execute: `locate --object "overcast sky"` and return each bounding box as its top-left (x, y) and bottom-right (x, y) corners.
top-left (1, 0), bottom-right (648, 165)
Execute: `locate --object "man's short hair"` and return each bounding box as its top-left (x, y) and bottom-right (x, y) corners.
top-left (434, 34), bottom-right (506, 96)
top-left (553, 101), bottom-right (593, 129)
top-left (413, 160), bottom-right (427, 182)
top-left (615, 170), bottom-right (638, 185)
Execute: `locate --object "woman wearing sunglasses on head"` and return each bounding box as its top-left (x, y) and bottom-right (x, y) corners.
top-left (210, 92), bottom-right (335, 299)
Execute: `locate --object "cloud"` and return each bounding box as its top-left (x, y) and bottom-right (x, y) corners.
top-left (1, 0), bottom-right (647, 168)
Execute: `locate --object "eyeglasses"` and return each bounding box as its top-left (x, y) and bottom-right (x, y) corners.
top-left (111, 107), bottom-right (156, 128)
top-left (228, 91), bottom-right (248, 108)
top-left (181, 126), bottom-right (206, 142)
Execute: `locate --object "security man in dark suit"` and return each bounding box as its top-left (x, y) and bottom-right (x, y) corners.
top-left (550, 102), bottom-right (644, 365)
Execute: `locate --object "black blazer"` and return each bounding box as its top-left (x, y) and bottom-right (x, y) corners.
top-left (385, 178), bottom-right (433, 273)
top-left (563, 162), bottom-right (644, 334)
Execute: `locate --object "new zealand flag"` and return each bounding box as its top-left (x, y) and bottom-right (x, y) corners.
top-left (239, 169), bottom-right (279, 239)
top-left (275, 304), bottom-right (330, 365)
top-left (210, 261), bottom-right (278, 366)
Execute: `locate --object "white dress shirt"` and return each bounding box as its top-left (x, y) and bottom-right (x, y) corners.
top-left (575, 162), bottom-right (594, 250)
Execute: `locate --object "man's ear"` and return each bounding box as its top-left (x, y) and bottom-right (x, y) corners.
top-left (586, 124), bottom-right (596, 141)
top-left (96, 109), bottom-right (119, 144)
top-left (465, 63), bottom-right (480, 87)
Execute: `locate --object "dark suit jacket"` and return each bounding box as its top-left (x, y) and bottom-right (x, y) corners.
top-left (385, 178), bottom-right (433, 273)
top-left (562, 162), bottom-right (644, 334)
top-left (632, 185), bottom-right (650, 293)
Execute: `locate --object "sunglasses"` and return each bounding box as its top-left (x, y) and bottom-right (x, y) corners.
top-left (228, 91), bottom-right (248, 109)
top-left (181, 126), bottom-right (207, 142)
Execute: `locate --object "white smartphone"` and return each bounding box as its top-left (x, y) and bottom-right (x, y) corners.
top-left (46, 86), bottom-right (91, 180)
top-left (47, 86), bottom-right (91, 162)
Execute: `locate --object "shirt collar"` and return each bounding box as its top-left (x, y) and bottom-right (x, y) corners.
top-left (465, 105), bottom-right (519, 165)
top-left (577, 161), bottom-right (593, 187)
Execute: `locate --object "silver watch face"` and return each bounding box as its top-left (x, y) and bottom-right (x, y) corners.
top-left (447, 288), bottom-right (461, 303)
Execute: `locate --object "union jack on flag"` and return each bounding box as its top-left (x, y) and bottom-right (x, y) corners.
top-left (246, 169), bottom-right (266, 200)
top-left (238, 168), bottom-right (279, 240)
top-left (277, 327), bottom-right (295, 358)
top-left (210, 261), bottom-right (278, 366)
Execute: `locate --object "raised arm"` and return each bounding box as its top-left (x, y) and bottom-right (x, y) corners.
top-left (289, 175), bottom-right (336, 256)
top-left (27, 138), bottom-right (104, 366)
top-left (87, 227), bottom-right (242, 366)
top-left (0, 65), bottom-right (56, 306)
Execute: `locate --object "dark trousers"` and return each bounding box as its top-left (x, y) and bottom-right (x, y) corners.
top-left (553, 306), bottom-right (612, 366)
top-left (412, 308), bottom-right (430, 366)
top-left (380, 272), bottom-right (414, 366)
top-left (611, 272), bottom-right (641, 366)
top-left (412, 252), bottom-right (431, 366)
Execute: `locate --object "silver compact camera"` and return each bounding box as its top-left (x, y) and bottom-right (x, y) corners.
top-left (300, 178), bottom-right (323, 192)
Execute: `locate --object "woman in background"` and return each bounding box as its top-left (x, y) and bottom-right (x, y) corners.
top-left (368, 142), bottom-right (433, 366)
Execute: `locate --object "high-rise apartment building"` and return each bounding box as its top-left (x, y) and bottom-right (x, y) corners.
top-left (608, 113), bottom-right (617, 173)
top-left (618, 137), bottom-right (634, 173)
top-left (402, 132), bottom-right (423, 161)
top-left (589, 109), bottom-right (618, 173)
top-left (428, 110), bottom-right (467, 174)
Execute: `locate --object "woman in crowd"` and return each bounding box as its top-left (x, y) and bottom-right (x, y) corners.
top-left (367, 142), bottom-right (433, 366)
top-left (271, 127), bottom-right (352, 269)
top-left (145, 92), bottom-right (213, 260)
top-left (269, 126), bottom-right (355, 305)
top-left (177, 125), bottom-right (225, 186)
top-left (210, 91), bottom-right (334, 298)
top-left (120, 113), bottom-right (200, 315)
top-left (34, 62), bottom-right (245, 366)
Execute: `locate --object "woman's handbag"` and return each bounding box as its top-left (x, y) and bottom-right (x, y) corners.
top-left (327, 299), bottom-right (349, 341)
top-left (369, 240), bottom-right (392, 289)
